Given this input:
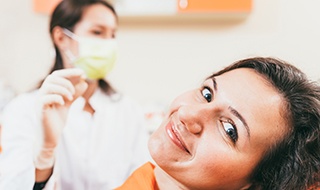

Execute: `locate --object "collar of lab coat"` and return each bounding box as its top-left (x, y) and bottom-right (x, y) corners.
top-left (73, 88), bottom-right (122, 112)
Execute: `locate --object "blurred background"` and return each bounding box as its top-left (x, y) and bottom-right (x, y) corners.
top-left (0, 0), bottom-right (320, 131)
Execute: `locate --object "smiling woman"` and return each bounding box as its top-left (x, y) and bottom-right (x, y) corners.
top-left (116, 57), bottom-right (320, 190)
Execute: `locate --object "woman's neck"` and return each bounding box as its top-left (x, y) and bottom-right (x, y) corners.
top-left (82, 79), bottom-right (98, 114)
top-left (83, 80), bottom-right (97, 99)
top-left (154, 166), bottom-right (187, 190)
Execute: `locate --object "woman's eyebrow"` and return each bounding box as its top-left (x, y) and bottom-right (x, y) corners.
top-left (211, 77), bottom-right (251, 139)
top-left (211, 77), bottom-right (217, 91)
top-left (229, 106), bottom-right (251, 138)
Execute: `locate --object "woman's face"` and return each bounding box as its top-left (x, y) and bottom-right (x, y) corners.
top-left (63, 3), bottom-right (117, 68)
top-left (73, 3), bottom-right (117, 39)
top-left (148, 68), bottom-right (287, 190)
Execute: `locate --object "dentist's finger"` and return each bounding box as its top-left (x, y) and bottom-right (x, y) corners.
top-left (51, 68), bottom-right (85, 79)
top-left (41, 94), bottom-right (65, 107)
top-left (41, 83), bottom-right (74, 101)
top-left (43, 75), bottom-right (76, 95)
top-left (73, 79), bottom-right (88, 99)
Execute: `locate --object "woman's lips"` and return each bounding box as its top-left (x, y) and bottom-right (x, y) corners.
top-left (165, 121), bottom-right (190, 154)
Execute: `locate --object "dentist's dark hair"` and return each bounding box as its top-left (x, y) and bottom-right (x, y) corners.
top-left (209, 57), bottom-right (320, 189)
top-left (47, 0), bottom-right (117, 95)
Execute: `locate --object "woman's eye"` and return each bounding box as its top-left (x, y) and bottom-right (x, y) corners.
top-left (201, 87), bottom-right (212, 102)
top-left (222, 121), bottom-right (238, 143)
top-left (92, 30), bottom-right (102, 35)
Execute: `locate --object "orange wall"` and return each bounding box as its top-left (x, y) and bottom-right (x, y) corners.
top-left (178, 0), bottom-right (252, 13)
top-left (33, 0), bottom-right (62, 14)
top-left (33, 0), bottom-right (252, 14)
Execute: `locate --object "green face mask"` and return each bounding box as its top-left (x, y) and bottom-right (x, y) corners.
top-left (63, 29), bottom-right (118, 80)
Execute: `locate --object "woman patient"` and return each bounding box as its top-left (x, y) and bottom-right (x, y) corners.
top-left (116, 57), bottom-right (320, 190)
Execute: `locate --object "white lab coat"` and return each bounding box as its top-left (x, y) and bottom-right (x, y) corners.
top-left (0, 89), bottom-right (150, 190)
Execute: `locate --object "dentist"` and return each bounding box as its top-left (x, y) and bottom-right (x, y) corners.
top-left (0, 0), bottom-right (150, 189)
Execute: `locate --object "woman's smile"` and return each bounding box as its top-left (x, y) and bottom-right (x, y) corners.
top-left (165, 119), bottom-right (190, 154)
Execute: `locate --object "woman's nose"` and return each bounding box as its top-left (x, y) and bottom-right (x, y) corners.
top-left (177, 104), bottom-right (209, 134)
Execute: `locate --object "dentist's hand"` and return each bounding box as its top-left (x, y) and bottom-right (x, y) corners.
top-left (36, 68), bottom-right (88, 169)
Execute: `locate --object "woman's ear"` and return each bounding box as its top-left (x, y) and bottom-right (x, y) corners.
top-left (52, 26), bottom-right (69, 50)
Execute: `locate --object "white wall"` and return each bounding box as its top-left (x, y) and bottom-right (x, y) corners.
top-left (1, 0), bottom-right (320, 108)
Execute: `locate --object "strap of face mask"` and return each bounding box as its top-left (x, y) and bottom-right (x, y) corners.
top-left (61, 28), bottom-right (78, 63)
top-left (63, 28), bottom-right (79, 41)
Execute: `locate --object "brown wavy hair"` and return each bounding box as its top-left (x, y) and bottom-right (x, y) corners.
top-left (209, 57), bottom-right (320, 189)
